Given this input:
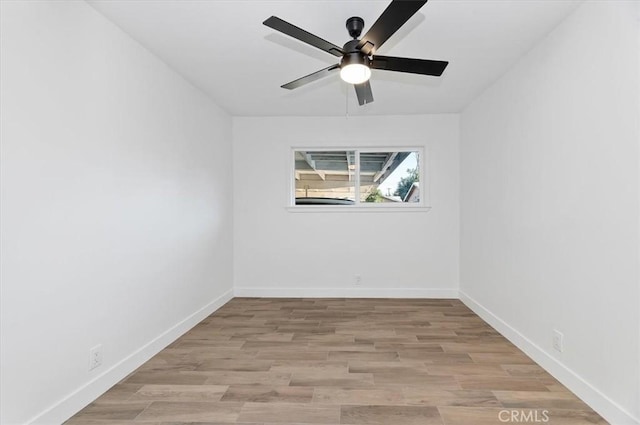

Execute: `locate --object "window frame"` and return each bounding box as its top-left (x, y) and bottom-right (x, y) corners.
top-left (287, 146), bottom-right (431, 213)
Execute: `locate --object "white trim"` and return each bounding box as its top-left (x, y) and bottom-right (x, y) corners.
top-left (637, 19), bottom-right (640, 423)
top-left (459, 290), bottom-right (640, 425)
top-left (28, 289), bottom-right (234, 425)
top-left (354, 148), bottom-right (361, 202)
top-left (286, 206), bottom-right (431, 213)
top-left (233, 287), bottom-right (458, 299)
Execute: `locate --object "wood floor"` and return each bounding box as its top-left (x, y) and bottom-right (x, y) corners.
top-left (66, 298), bottom-right (606, 424)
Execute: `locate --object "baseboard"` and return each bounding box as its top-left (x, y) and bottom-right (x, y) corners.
top-left (28, 288), bottom-right (234, 425)
top-left (459, 290), bottom-right (639, 425)
top-left (233, 286), bottom-right (459, 299)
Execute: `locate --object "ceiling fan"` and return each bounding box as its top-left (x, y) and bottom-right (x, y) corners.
top-left (263, 0), bottom-right (448, 106)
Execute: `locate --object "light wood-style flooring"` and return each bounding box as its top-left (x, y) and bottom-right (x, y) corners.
top-left (66, 298), bottom-right (606, 424)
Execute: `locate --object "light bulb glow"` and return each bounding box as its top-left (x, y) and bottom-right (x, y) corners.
top-left (340, 64), bottom-right (371, 84)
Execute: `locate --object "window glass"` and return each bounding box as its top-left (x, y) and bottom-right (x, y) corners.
top-left (360, 151), bottom-right (419, 203)
top-left (294, 151), bottom-right (356, 205)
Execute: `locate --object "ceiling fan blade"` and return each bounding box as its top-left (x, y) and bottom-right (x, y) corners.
top-left (354, 80), bottom-right (374, 106)
top-left (357, 0), bottom-right (427, 55)
top-left (371, 55), bottom-right (448, 76)
top-left (264, 16), bottom-right (344, 57)
top-left (281, 64), bottom-right (340, 90)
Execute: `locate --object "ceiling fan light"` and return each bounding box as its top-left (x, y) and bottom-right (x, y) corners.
top-left (340, 64), bottom-right (371, 85)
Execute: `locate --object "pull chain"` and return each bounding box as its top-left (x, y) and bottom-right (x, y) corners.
top-left (345, 85), bottom-right (349, 119)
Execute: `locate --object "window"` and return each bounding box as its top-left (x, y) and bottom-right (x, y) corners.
top-left (292, 148), bottom-right (425, 208)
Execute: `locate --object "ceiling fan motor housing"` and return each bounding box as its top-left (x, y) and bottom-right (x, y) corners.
top-left (340, 49), bottom-right (370, 69)
top-left (341, 38), bottom-right (370, 69)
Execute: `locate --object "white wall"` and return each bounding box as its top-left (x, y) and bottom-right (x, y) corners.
top-left (460, 1), bottom-right (639, 424)
top-left (233, 115), bottom-right (459, 297)
top-left (637, 5), bottom-right (640, 418)
top-left (0, 2), bottom-right (233, 424)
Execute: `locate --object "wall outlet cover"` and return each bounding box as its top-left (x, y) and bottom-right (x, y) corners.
top-left (552, 330), bottom-right (564, 352)
top-left (89, 345), bottom-right (103, 371)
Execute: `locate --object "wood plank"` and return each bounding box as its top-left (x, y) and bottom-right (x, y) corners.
top-left (237, 402), bottom-right (340, 423)
top-left (221, 385), bottom-right (314, 403)
top-left (134, 401), bottom-right (242, 422)
top-left (341, 405), bottom-right (443, 425)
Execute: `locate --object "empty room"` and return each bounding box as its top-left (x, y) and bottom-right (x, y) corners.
top-left (1, 1), bottom-right (639, 424)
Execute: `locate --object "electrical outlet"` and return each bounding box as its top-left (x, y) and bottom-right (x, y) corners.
top-left (552, 330), bottom-right (563, 352)
top-left (354, 274), bottom-right (362, 286)
top-left (89, 345), bottom-right (103, 371)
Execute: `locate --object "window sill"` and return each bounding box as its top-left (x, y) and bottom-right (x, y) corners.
top-left (286, 206), bottom-right (432, 213)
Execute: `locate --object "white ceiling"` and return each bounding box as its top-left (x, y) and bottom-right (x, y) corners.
top-left (88, 0), bottom-right (581, 116)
